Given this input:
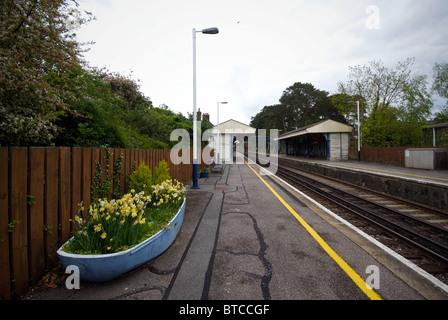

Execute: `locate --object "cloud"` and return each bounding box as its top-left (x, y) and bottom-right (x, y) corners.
top-left (75, 0), bottom-right (448, 124)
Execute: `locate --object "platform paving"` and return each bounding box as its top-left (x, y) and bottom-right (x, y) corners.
top-left (23, 162), bottom-right (448, 301)
top-left (278, 155), bottom-right (448, 185)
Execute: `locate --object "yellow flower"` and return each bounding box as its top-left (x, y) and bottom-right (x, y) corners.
top-left (107, 246), bottom-right (112, 251)
top-left (100, 232), bottom-right (107, 239)
top-left (94, 224), bottom-right (102, 232)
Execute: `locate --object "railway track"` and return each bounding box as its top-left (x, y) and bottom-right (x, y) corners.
top-left (270, 164), bottom-right (448, 283)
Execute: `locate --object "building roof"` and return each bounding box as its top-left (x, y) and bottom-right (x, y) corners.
top-left (425, 122), bottom-right (448, 129)
top-left (278, 119), bottom-right (353, 140)
top-left (213, 119), bottom-right (256, 134)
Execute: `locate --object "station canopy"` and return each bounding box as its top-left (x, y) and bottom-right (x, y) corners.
top-left (277, 119), bottom-right (353, 140)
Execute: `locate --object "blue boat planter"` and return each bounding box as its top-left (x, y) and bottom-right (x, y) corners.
top-left (57, 198), bottom-right (186, 282)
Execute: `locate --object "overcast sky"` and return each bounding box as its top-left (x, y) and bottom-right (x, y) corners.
top-left (74, 0), bottom-right (448, 126)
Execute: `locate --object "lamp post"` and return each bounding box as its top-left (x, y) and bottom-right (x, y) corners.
top-left (349, 100), bottom-right (361, 162)
top-left (217, 101), bottom-right (227, 164)
top-left (192, 27), bottom-right (219, 189)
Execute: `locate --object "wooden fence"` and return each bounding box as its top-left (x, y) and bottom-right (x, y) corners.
top-left (0, 147), bottom-right (209, 299)
top-left (349, 146), bottom-right (408, 166)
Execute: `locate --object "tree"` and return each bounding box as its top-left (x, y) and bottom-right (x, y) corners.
top-left (432, 62), bottom-right (448, 123)
top-left (329, 93), bottom-right (367, 127)
top-left (0, 0), bottom-right (91, 145)
top-left (250, 104), bottom-right (288, 134)
top-left (250, 82), bottom-right (346, 134)
top-left (433, 62), bottom-right (448, 101)
top-left (338, 58), bottom-right (433, 146)
top-left (279, 82), bottom-right (345, 130)
top-left (0, 1), bottom-right (196, 148)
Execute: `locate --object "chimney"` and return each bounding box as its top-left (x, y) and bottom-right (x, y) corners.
top-left (203, 113), bottom-right (210, 122)
top-left (197, 108), bottom-right (202, 120)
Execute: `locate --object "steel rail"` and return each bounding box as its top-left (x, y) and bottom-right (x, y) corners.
top-left (275, 166), bottom-right (448, 266)
top-left (278, 166), bottom-right (448, 236)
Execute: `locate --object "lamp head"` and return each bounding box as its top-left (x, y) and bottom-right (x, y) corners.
top-left (202, 27), bottom-right (219, 34)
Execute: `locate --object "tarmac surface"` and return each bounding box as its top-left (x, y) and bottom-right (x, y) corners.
top-left (23, 159), bottom-right (448, 301)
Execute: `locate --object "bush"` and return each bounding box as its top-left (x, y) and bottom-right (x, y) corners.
top-left (152, 160), bottom-right (170, 185)
top-left (129, 160), bottom-right (171, 195)
top-left (129, 163), bottom-right (153, 195)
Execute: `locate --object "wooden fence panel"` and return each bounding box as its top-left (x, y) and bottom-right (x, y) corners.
top-left (0, 148), bottom-right (11, 300)
top-left (59, 148), bottom-right (71, 244)
top-left (28, 148), bottom-right (45, 285)
top-left (45, 148), bottom-right (59, 269)
top-left (0, 147), bottom-right (198, 298)
top-left (349, 146), bottom-right (421, 166)
top-left (71, 148), bottom-right (83, 233)
top-left (82, 148), bottom-right (92, 212)
top-left (10, 147), bottom-right (29, 297)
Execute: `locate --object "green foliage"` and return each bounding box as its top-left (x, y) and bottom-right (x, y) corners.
top-left (250, 82), bottom-right (346, 135)
top-left (0, 1), bottom-right (196, 148)
top-left (65, 180), bottom-right (186, 255)
top-left (152, 160), bottom-right (170, 185)
top-left (0, 0), bottom-right (88, 145)
top-left (90, 149), bottom-right (125, 201)
top-left (329, 94), bottom-right (367, 127)
top-left (129, 160), bottom-right (172, 195)
top-left (7, 220), bottom-right (20, 233)
top-left (433, 62), bottom-right (448, 123)
top-left (433, 62), bottom-right (448, 102)
top-left (337, 58), bottom-right (433, 146)
top-left (129, 163), bottom-right (153, 195)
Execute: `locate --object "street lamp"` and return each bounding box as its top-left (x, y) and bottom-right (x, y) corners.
top-left (349, 100), bottom-right (361, 162)
top-left (192, 27), bottom-right (219, 189)
top-left (217, 101), bottom-right (228, 164)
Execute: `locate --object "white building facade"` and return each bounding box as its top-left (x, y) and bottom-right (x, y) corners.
top-left (212, 119), bottom-right (257, 163)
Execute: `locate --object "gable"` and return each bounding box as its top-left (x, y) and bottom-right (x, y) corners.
top-left (213, 119), bottom-right (256, 134)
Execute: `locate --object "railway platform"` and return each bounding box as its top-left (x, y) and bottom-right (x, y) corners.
top-left (278, 155), bottom-right (448, 211)
top-left (24, 156), bottom-right (448, 302)
top-left (278, 155), bottom-right (448, 185)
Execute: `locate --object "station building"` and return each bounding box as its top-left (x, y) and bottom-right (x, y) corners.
top-left (212, 119), bottom-right (256, 163)
top-left (278, 119), bottom-right (353, 161)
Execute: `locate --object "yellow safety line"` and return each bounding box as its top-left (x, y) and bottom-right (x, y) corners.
top-left (244, 159), bottom-right (382, 300)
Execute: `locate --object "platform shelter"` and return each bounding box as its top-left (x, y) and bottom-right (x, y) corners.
top-left (278, 119), bottom-right (353, 161)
